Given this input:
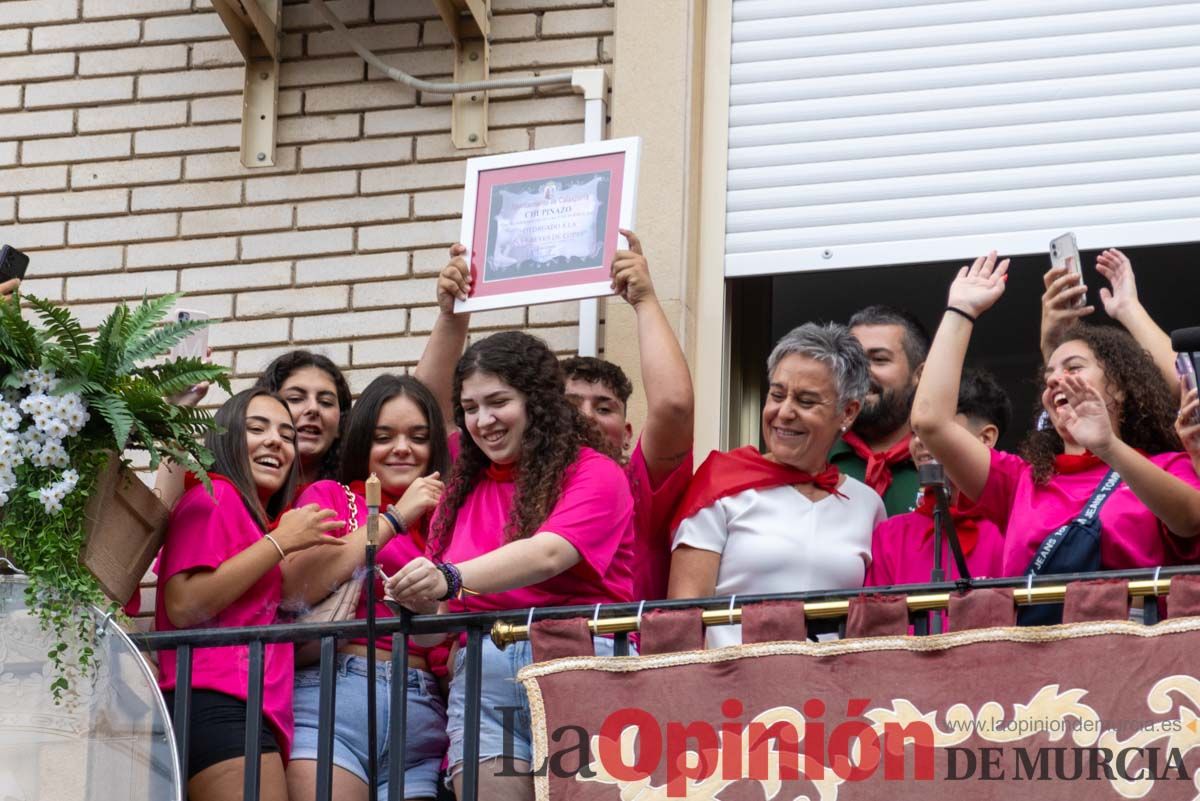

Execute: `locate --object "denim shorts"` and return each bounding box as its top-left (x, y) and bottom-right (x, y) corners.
top-left (291, 654), bottom-right (448, 800)
top-left (446, 636), bottom-right (615, 780)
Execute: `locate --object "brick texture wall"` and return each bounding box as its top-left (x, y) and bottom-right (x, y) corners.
top-left (1, 0), bottom-right (614, 409)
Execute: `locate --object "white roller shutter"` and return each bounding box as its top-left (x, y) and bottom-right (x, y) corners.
top-left (724, 0), bottom-right (1200, 277)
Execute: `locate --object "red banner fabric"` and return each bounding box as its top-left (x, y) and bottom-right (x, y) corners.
top-left (519, 598), bottom-right (1200, 800)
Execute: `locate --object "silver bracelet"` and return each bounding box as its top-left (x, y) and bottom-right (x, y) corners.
top-left (263, 533), bottom-right (285, 560)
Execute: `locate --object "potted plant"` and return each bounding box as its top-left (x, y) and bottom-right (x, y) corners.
top-left (0, 291), bottom-right (229, 697)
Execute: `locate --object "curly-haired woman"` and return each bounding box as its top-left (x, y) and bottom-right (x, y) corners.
top-left (384, 330), bottom-right (635, 801)
top-left (256, 350), bottom-right (353, 489)
top-left (912, 253), bottom-right (1200, 601)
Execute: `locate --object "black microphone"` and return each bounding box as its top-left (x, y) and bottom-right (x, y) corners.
top-left (918, 460), bottom-right (946, 489)
top-left (1170, 326), bottom-right (1200, 354)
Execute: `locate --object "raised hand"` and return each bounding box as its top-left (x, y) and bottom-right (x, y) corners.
top-left (1060, 374), bottom-right (1116, 455)
top-left (611, 229), bottom-right (656, 307)
top-left (384, 556), bottom-right (447, 603)
top-left (391, 471), bottom-right (444, 531)
top-left (271, 503), bottom-right (346, 554)
top-left (947, 251), bottom-right (1010, 319)
top-left (1095, 248), bottom-right (1138, 320)
top-left (0, 278), bottom-right (19, 299)
top-left (1041, 260), bottom-right (1093, 341)
top-left (436, 244), bottom-right (472, 314)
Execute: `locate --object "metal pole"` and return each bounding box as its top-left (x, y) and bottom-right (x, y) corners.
top-left (577, 76), bottom-right (608, 357)
top-left (365, 476), bottom-right (381, 794)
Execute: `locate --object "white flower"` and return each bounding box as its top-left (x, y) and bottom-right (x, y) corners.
top-left (0, 490), bottom-right (8, 507)
top-left (43, 420), bottom-right (68, 440)
top-left (0, 431), bottom-right (16, 451)
top-left (37, 440), bottom-right (69, 468)
top-left (59, 468), bottom-right (79, 490)
top-left (0, 408), bottom-right (18, 431)
top-left (38, 486), bottom-right (63, 515)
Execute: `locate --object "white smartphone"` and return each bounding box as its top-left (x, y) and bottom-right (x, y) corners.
top-left (169, 308), bottom-right (210, 359)
top-left (1049, 232), bottom-right (1085, 308)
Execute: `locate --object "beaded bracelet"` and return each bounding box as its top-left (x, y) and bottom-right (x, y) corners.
top-left (436, 562), bottom-right (462, 601)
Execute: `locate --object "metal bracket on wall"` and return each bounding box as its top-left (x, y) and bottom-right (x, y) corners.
top-left (211, 0), bottom-right (282, 167)
top-left (431, 0), bottom-right (491, 149)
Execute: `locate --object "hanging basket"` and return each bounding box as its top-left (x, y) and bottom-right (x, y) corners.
top-left (80, 453), bottom-right (169, 606)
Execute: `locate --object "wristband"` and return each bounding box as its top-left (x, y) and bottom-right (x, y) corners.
top-left (436, 562), bottom-right (462, 602)
top-left (263, 533), bottom-right (285, 560)
top-left (945, 306), bottom-right (977, 324)
top-left (383, 506), bottom-right (406, 535)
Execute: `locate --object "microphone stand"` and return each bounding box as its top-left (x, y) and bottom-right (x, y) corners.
top-left (920, 464), bottom-right (972, 633)
top-left (365, 474), bottom-right (381, 794)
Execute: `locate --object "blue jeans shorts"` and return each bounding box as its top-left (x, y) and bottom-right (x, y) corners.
top-left (446, 636), bottom-right (616, 780)
top-left (291, 654), bottom-right (448, 800)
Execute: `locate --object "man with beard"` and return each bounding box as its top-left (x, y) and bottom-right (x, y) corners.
top-left (830, 305), bottom-right (930, 515)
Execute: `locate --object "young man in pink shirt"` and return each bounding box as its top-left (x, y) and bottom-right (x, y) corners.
top-left (866, 368), bottom-right (1010, 589)
top-left (416, 229), bottom-right (694, 601)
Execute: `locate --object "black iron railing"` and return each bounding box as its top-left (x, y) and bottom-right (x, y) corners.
top-left (129, 565), bottom-right (1200, 801)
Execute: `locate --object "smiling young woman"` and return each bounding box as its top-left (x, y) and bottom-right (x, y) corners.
top-left (256, 350), bottom-right (353, 489)
top-left (280, 374), bottom-right (451, 801)
top-left (153, 388), bottom-right (345, 801)
top-left (911, 252), bottom-right (1200, 596)
top-left (384, 331), bottom-right (635, 801)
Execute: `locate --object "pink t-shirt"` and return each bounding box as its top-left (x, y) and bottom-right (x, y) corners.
top-left (433, 447), bottom-right (636, 613)
top-left (976, 449), bottom-right (1200, 577)
top-left (626, 437), bottom-right (693, 601)
top-left (294, 480), bottom-right (429, 655)
top-left (154, 481), bottom-right (295, 757)
top-left (865, 509), bottom-right (1004, 587)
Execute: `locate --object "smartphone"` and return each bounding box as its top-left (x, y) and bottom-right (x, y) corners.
top-left (1177, 353), bottom-right (1200, 425)
top-left (1049, 232), bottom-right (1084, 308)
top-left (168, 308), bottom-right (210, 359)
top-left (0, 245), bottom-right (30, 283)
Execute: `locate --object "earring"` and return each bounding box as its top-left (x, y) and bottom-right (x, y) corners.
top-left (840, 424), bottom-right (848, 432)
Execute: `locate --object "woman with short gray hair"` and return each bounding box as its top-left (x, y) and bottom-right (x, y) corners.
top-left (668, 322), bottom-right (885, 647)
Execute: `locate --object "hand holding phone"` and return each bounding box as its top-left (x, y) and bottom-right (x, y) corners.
top-left (169, 308), bottom-right (211, 359)
top-left (0, 245), bottom-right (30, 295)
top-left (1177, 354), bottom-right (1200, 426)
top-left (1049, 232), bottom-right (1085, 309)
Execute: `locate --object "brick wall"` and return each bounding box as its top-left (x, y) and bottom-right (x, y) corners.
top-left (1, 0), bottom-right (614, 409)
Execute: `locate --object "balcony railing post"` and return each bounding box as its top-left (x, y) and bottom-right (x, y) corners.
top-left (387, 606), bottom-right (412, 801)
top-left (243, 639), bottom-right (265, 801)
top-left (315, 636), bottom-right (337, 801)
top-left (173, 643), bottom-right (193, 801)
top-left (461, 626), bottom-right (485, 801)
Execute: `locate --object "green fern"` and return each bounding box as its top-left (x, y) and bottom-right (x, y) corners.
top-left (118, 318), bottom-right (212, 374)
top-left (26, 296), bottom-right (91, 360)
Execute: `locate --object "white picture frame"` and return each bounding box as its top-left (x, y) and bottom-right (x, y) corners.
top-left (454, 136), bottom-right (641, 314)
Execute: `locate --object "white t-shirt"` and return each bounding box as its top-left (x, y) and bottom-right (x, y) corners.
top-left (671, 476), bottom-right (885, 649)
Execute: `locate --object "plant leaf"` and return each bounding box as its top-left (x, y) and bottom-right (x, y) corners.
top-left (91, 394), bottom-right (136, 451)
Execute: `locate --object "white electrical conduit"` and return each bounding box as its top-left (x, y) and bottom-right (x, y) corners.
top-left (308, 0), bottom-right (576, 94)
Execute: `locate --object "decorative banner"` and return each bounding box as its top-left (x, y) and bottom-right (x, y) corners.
top-left (519, 596), bottom-right (1200, 800)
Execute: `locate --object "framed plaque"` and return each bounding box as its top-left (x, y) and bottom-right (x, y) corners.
top-left (455, 136), bottom-right (641, 313)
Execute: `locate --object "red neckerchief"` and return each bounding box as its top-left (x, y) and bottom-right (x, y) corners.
top-left (183, 471), bottom-right (284, 530)
top-left (914, 488), bottom-right (981, 556)
top-left (1053, 451), bottom-right (1106, 474)
top-left (485, 462), bottom-right (516, 482)
top-left (346, 480), bottom-right (427, 551)
top-left (670, 446), bottom-right (845, 532)
top-left (840, 431), bottom-right (913, 498)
